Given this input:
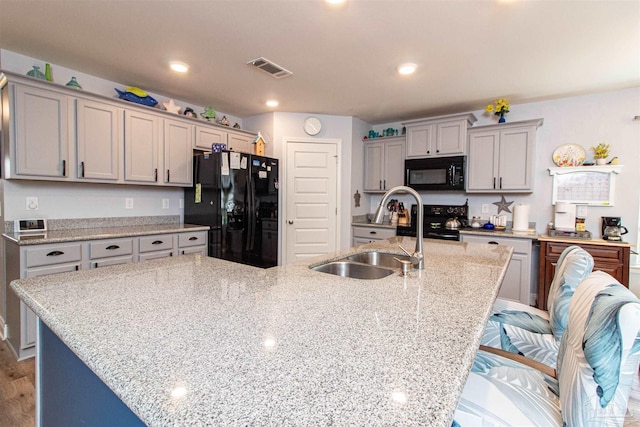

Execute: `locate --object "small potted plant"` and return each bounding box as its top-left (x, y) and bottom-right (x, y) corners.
top-left (591, 142), bottom-right (610, 165)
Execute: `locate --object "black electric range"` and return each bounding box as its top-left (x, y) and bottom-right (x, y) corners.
top-left (396, 201), bottom-right (469, 241)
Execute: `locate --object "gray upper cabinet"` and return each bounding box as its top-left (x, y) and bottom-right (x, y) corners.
top-left (124, 109), bottom-right (161, 184)
top-left (0, 72), bottom-right (256, 187)
top-left (76, 98), bottom-right (121, 181)
top-left (466, 119), bottom-right (543, 193)
top-left (227, 130), bottom-right (254, 153)
top-left (163, 118), bottom-right (193, 186)
top-left (8, 83), bottom-right (69, 179)
top-left (363, 136), bottom-right (405, 192)
top-left (404, 113), bottom-right (477, 158)
top-left (194, 126), bottom-right (227, 150)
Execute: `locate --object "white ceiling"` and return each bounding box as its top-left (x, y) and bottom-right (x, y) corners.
top-left (1, 0), bottom-right (638, 124)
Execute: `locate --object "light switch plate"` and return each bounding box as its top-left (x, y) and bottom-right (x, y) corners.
top-left (162, 199), bottom-right (169, 209)
top-left (125, 198), bottom-right (134, 209)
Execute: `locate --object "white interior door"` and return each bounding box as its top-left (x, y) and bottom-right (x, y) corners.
top-left (285, 140), bottom-right (338, 264)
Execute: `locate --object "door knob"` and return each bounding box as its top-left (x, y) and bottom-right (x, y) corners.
top-left (288, 220), bottom-right (294, 225)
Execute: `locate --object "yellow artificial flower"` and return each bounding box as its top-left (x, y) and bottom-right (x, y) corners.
top-left (486, 98), bottom-right (510, 117)
top-left (591, 142), bottom-right (610, 159)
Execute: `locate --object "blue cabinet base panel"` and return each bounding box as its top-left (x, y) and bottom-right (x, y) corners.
top-left (38, 321), bottom-right (145, 426)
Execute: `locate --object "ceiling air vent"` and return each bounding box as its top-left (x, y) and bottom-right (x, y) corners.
top-left (247, 57), bottom-right (293, 79)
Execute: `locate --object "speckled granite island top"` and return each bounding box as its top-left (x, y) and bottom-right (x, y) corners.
top-left (11, 237), bottom-right (512, 426)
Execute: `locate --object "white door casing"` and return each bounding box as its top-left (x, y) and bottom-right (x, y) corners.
top-left (284, 138), bottom-right (340, 264)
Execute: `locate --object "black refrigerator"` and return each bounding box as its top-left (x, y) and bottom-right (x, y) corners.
top-left (184, 152), bottom-right (279, 268)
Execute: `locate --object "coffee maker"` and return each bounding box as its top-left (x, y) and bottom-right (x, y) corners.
top-left (601, 216), bottom-right (628, 241)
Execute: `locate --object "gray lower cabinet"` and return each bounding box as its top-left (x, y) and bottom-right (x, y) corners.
top-left (178, 231), bottom-right (208, 255)
top-left (89, 238), bottom-right (134, 268)
top-left (352, 225), bottom-right (396, 247)
top-left (460, 234), bottom-right (533, 305)
top-left (4, 230), bottom-right (208, 360)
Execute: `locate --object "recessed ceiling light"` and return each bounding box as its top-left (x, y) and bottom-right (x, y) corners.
top-left (266, 100), bottom-right (279, 107)
top-left (397, 63), bottom-right (417, 76)
top-left (326, 0), bottom-right (346, 4)
top-left (169, 61), bottom-right (189, 73)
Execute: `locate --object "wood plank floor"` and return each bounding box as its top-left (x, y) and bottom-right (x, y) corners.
top-left (0, 339), bottom-right (35, 427)
top-left (0, 336), bottom-right (638, 426)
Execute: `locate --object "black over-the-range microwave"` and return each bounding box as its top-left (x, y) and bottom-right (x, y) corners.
top-left (405, 155), bottom-right (465, 191)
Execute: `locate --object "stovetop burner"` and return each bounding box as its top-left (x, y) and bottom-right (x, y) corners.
top-left (396, 200), bottom-right (469, 241)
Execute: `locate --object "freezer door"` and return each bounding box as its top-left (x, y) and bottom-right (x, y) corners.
top-left (245, 155), bottom-right (278, 267)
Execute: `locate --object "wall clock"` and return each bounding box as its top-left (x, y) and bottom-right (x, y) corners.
top-left (303, 117), bottom-right (322, 135)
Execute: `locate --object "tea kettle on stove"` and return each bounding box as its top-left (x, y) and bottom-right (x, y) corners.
top-left (602, 216), bottom-right (628, 241)
top-left (445, 217), bottom-right (461, 230)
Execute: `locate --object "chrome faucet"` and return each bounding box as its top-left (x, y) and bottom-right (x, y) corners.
top-left (372, 186), bottom-right (424, 269)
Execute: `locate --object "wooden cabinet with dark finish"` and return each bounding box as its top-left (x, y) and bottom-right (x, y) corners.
top-left (537, 237), bottom-right (630, 310)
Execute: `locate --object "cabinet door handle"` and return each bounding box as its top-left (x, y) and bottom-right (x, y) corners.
top-left (499, 177), bottom-right (503, 189)
top-left (46, 250), bottom-right (64, 256)
top-left (106, 245), bottom-right (120, 250)
top-left (188, 236), bottom-right (198, 241)
top-left (152, 240), bottom-right (164, 245)
top-left (427, 150), bottom-right (430, 154)
top-left (493, 177), bottom-right (496, 189)
top-left (62, 160), bottom-right (66, 177)
top-left (379, 180), bottom-right (382, 190)
top-left (436, 149), bottom-right (440, 153)
top-left (94, 262), bottom-right (99, 268)
top-left (488, 241), bottom-right (499, 245)
top-left (81, 161), bottom-right (85, 178)
top-left (383, 180), bottom-right (386, 189)
top-left (167, 169), bottom-right (170, 182)
top-left (154, 168), bottom-right (158, 182)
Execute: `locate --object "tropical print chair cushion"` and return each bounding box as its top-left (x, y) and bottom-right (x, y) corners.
top-left (453, 350), bottom-right (562, 426)
top-left (481, 246), bottom-right (593, 368)
top-left (557, 271), bottom-right (640, 427)
top-left (453, 270), bottom-right (640, 427)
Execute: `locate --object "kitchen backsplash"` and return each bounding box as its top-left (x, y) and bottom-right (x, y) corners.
top-left (4, 215), bottom-right (180, 233)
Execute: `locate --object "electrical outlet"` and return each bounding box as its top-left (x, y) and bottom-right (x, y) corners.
top-left (162, 199), bottom-right (170, 209)
top-left (481, 204), bottom-right (490, 214)
top-left (26, 196), bottom-right (39, 210)
top-left (576, 205), bottom-right (588, 218)
top-left (125, 198), bottom-right (134, 209)
top-left (179, 199), bottom-right (184, 209)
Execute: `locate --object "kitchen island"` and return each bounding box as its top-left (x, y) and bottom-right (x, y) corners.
top-left (11, 236), bottom-right (512, 426)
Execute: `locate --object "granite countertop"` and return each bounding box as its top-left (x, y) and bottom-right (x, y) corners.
top-left (2, 223), bottom-right (210, 245)
top-left (538, 234), bottom-right (634, 247)
top-left (460, 227), bottom-right (538, 240)
top-left (11, 237), bottom-right (512, 426)
top-left (351, 215), bottom-right (398, 229)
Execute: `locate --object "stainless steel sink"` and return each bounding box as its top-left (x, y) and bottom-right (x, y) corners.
top-left (311, 261), bottom-right (396, 280)
top-left (310, 251), bottom-right (413, 280)
top-left (346, 252), bottom-right (411, 269)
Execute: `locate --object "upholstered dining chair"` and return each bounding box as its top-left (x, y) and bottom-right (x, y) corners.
top-left (453, 270), bottom-right (640, 426)
top-left (481, 245), bottom-right (594, 368)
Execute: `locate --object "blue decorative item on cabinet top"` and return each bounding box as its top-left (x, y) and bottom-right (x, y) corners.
top-left (26, 66), bottom-right (46, 80)
top-left (66, 77), bottom-right (82, 90)
top-left (114, 88), bottom-right (158, 107)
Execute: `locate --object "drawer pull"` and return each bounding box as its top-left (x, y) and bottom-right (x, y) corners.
top-left (488, 241), bottom-right (499, 245)
top-left (152, 240), bottom-right (164, 245)
top-left (369, 231), bottom-right (377, 235)
top-left (46, 250), bottom-right (65, 256)
top-left (106, 245), bottom-right (120, 250)
top-left (188, 236), bottom-right (198, 241)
